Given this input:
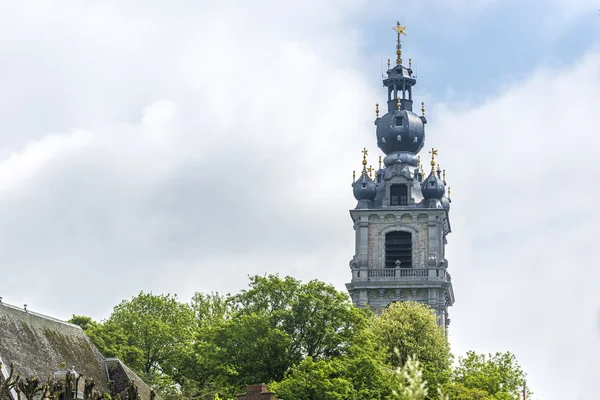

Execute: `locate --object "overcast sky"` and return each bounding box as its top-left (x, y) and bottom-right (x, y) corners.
top-left (0, 1), bottom-right (599, 398)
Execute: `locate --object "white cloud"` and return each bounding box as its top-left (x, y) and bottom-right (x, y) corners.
top-left (431, 52), bottom-right (600, 399)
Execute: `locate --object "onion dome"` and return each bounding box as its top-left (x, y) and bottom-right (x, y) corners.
top-left (376, 97), bottom-right (425, 155)
top-left (440, 195), bottom-right (450, 210)
top-left (420, 148), bottom-right (445, 199)
top-left (353, 169), bottom-right (377, 201)
top-left (421, 171), bottom-right (445, 199)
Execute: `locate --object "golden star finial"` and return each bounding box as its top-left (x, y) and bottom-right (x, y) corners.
top-left (361, 148), bottom-right (368, 166)
top-left (429, 148), bottom-right (438, 172)
top-left (393, 22), bottom-right (407, 36)
top-left (392, 22), bottom-right (407, 65)
top-left (367, 165), bottom-right (374, 179)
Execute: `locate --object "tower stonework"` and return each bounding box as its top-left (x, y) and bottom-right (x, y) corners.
top-left (346, 23), bottom-right (454, 330)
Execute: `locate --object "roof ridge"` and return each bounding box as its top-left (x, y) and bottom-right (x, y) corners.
top-left (0, 302), bottom-right (82, 330)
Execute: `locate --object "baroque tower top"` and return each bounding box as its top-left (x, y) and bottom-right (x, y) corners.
top-left (347, 22), bottom-right (454, 329)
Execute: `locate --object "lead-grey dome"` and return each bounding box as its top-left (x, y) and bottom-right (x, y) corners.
top-left (353, 171), bottom-right (377, 201)
top-left (421, 171), bottom-right (445, 199)
top-left (376, 110), bottom-right (425, 155)
top-left (440, 195), bottom-right (450, 210)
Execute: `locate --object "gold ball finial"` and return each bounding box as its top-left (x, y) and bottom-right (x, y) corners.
top-left (375, 103), bottom-right (379, 118)
top-left (361, 147), bottom-right (368, 166)
top-left (397, 96), bottom-right (401, 111)
top-left (421, 101), bottom-right (425, 116)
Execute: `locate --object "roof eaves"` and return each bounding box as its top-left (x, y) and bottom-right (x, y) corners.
top-left (0, 302), bottom-right (82, 330)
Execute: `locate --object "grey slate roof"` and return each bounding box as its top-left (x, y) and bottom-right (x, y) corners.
top-left (0, 302), bottom-right (154, 399)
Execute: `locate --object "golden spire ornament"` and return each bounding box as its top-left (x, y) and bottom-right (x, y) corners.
top-left (378, 155), bottom-right (382, 170)
top-left (361, 147), bottom-right (368, 166)
top-left (419, 164), bottom-right (424, 178)
top-left (387, 59), bottom-right (391, 70)
top-left (443, 169), bottom-right (446, 182)
top-left (368, 165), bottom-right (374, 179)
top-left (353, 170), bottom-right (356, 183)
top-left (409, 58), bottom-right (412, 68)
top-left (375, 103), bottom-right (379, 118)
top-left (417, 155), bottom-right (421, 167)
top-left (448, 186), bottom-right (452, 201)
top-left (397, 96), bottom-right (401, 111)
top-left (421, 101), bottom-right (425, 116)
top-left (429, 148), bottom-right (438, 172)
top-left (392, 21), bottom-right (406, 65)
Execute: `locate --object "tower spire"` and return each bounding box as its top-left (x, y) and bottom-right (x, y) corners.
top-left (392, 21), bottom-right (406, 65)
top-left (348, 22), bottom-right (454, 331)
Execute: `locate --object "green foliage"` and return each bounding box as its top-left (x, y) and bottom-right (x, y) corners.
top-left (371, 302), bottom-right (452, 395)
top-left (232, 275), bottom-right (370, 361)
top-left (391, 355), bottom-right (428, 400)
top-left (108, 292), bottom-right (195, 375)
top-left (69, 276), bottom-right (532, 400)
top-left (273, 329), bottom-right (402, 400)
top-left (271, 357), bottom-right (356, 400)
top-left (450, 351), bottom-right (529, 399)
top-left (440, 382), bottom-right (492, 400)
top-left (69, 315), bottom-right (96, 330)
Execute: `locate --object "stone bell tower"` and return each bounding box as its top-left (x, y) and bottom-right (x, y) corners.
top-left (346, 22), bottom-right (454, 330)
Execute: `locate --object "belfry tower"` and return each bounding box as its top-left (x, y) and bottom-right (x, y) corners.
top-left (346, 22), bottom-right (454, 329)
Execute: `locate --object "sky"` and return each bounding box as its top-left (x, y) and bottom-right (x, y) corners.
top-left (0, 0), bottom-right (598, 398)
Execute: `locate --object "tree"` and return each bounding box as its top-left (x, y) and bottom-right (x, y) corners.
top-left (272, 329), bottom-right (401, 400)
top-left (69, 315), bottom-right (143, 364)
top-left (370, 302), bottom-right (452, 396)
top-left (182, 275), bottom-right (371, 398)
top-left (106, 292), bottom-right (195, 376)
top-left (232, 275), bottom-right (369, 362)
top-left (271, 357), bottom-right (358, 400)
top-left (439, 382), bottom-right (491, 400)
top-left (69, 315), bottom-right (95, 330)
top-left (448, 351), bottom-right (530, 399)
top-left (391, 355), bottom-right (429, 400)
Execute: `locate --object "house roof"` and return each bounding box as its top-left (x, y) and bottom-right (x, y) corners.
top-left (0, 302), bottom-right (154, 399)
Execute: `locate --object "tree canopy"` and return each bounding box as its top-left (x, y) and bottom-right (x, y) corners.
top-left (371, 301), bottom-right (453, 394)
top-left (70, 275), bottom-right (532, 400)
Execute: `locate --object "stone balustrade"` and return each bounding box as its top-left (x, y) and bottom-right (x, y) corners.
top-left (352, 267), bottom-right (449, 282)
